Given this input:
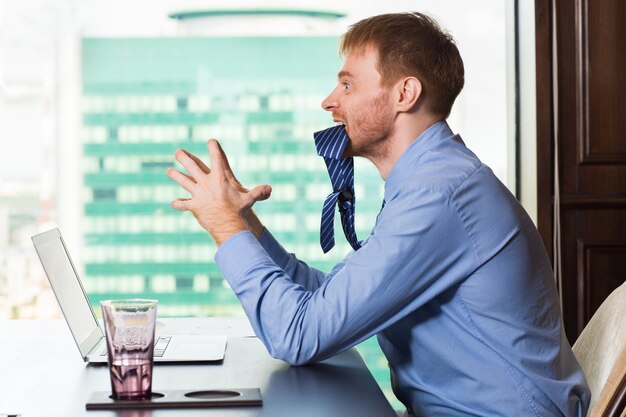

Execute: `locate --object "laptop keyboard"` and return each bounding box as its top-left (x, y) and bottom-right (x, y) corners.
top-left (100, 336), bottom-right (172, 358)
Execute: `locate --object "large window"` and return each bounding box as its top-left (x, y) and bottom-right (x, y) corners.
top-left (80, 36), bottom-right (361, 315)
top-left (1, 0), bottom-right (517, 410)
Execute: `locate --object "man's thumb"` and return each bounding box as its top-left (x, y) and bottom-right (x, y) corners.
top-left (249, 184), bottom-right (272, 202)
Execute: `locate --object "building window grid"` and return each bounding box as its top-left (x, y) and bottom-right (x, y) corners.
top-left (81, 36), bottom-right (394, 407)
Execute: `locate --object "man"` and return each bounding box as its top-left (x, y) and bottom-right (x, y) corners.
top-left (167, 12), bottom-right (590, 417)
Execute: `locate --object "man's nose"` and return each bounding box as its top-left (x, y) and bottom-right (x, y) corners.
top-left (321, 89), bottom-right (338, 111)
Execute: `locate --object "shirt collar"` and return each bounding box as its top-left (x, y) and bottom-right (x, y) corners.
top-left (384, 120), bottom-right (455, 197)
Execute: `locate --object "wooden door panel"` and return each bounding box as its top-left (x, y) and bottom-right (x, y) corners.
top-left (577, 166), bottom-right (626, 195)
top-left (560, 209), bottom-right (626, 339)
top-left (536, 0), bottom-right (626, 343)
top-left (587, 0), bottom-right (626, 159)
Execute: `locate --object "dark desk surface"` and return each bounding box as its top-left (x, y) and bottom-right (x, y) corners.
top-left (0, 318), bottom-right (397, 417)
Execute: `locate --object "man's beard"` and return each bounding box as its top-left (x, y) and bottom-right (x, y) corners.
top-left (345, 90), bottom-right (394, 161)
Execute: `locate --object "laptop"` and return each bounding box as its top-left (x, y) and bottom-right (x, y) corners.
top-left (32, 227), bottom-right (226, 363)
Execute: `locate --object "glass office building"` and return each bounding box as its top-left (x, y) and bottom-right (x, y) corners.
top-left (80, 36), bottom-right (393, 403)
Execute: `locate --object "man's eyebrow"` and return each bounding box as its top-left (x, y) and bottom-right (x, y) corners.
top-left (338, 70), bottom-right (354, 79)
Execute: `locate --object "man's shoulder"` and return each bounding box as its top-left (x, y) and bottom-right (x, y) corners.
top-left (402, 145), bottom-right (485, 199)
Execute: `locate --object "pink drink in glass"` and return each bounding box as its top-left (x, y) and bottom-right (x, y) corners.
top-left (101, 299), bottom-right (157, 400)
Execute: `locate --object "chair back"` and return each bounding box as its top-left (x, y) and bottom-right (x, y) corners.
top-left (573, 282), bottom-right (626, 417)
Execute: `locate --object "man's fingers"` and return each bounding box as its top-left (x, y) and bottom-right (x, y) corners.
top-left (181, 171), bottom-right (196, 183)
top-left (215, 140), bottom-right (238, 182)
top-left (166, 167), bottom-right (196, 193)
top-left (248, 184), bottom-right (272, 204)
top-left (172, 169), bottom-right (196, 184)
top-left (214, 140), bottom-right (248, 192)
top-left (171, 198), bottom-right (192, 211)
top-left (176, 148), bottom-right (206, 179)
top-left (207, 139), bottom-right (225, 179)
top-left (183, 149), bottom-right (211, 175)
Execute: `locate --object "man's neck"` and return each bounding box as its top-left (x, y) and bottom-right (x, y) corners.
top-left (371, 114), bottom-right (442, 180)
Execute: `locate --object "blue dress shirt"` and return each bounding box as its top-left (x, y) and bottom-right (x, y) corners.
top-left (215, 121), bottom-right (590, 416)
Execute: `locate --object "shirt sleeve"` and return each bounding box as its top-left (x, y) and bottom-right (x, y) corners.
top-left (215, 186), bottom-right (479, 365)
top-left (257, 228), bottom-right (328, 291)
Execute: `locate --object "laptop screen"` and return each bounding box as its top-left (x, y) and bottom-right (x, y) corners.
top-left (32, 229), bottom-right (100, 347)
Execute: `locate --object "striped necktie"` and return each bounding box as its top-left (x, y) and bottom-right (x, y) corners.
top-left (314, 125), bottom-right (362, 253)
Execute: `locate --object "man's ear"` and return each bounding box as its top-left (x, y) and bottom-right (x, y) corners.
top-left (396, 77), bottom-right (422, 112)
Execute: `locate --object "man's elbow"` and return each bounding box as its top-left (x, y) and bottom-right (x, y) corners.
top-left (266, 341), bottom-right (318, 366)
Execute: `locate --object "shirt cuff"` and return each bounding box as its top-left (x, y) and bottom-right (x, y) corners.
top-left (258, 228), bottom-right (293, 270)
top-left (215, 230), bottom-right (274, 284)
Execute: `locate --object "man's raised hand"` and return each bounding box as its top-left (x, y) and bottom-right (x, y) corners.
top-left (167, 139), bottom-right (271, 246)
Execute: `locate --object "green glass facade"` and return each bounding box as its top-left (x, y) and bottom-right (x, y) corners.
top-left (81, 37), bottom-right (398, 408)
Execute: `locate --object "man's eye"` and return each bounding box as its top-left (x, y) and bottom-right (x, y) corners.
top-left (343, 83), bottom-right (351, 91)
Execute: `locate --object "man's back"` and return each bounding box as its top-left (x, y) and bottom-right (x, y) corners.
top-left (377, 121), bottom-right (590, 416)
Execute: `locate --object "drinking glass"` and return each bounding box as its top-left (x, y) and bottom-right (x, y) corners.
top-left (101, 299), bottom-right (158, 400)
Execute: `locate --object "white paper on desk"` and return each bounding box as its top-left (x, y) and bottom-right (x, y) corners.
top-left (155, 317), bottom-right (256, 338)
